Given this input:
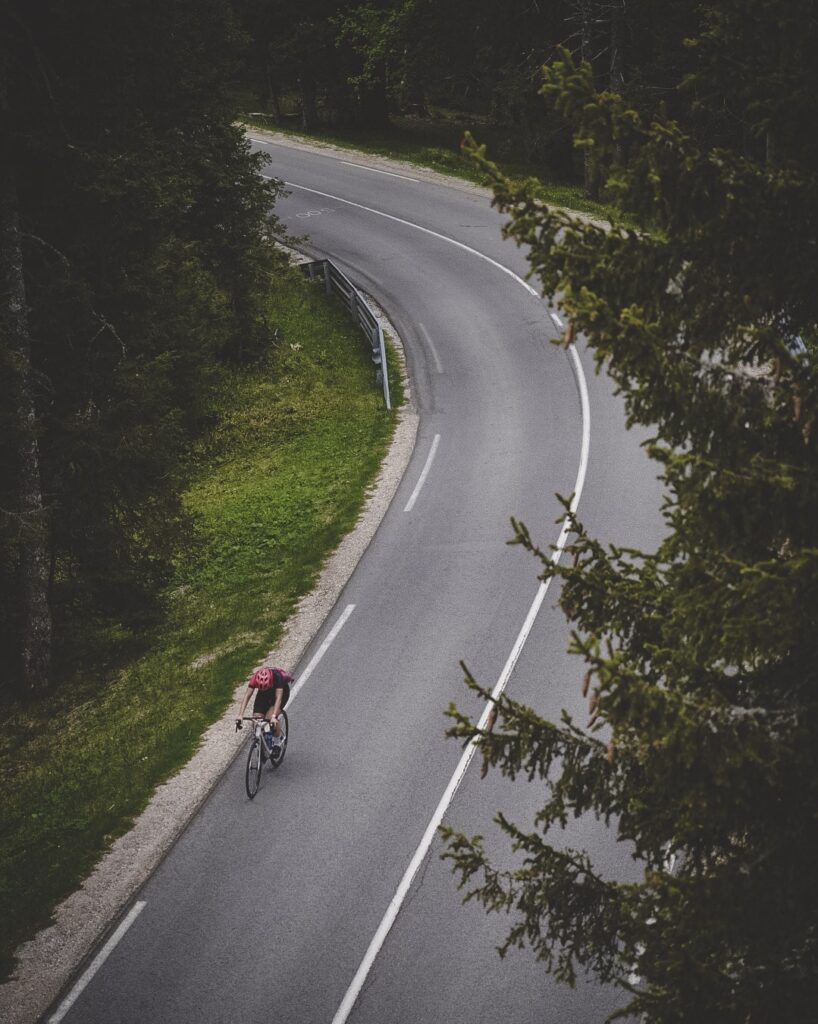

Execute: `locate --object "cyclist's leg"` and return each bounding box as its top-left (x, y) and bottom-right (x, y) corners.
top-left (253, 690), bottom-right (276, 749)
top-left (266, 688), bottom-right (288, 737)
top-left (252, 687), bottom-right (274, 718)
top-left (269, 708), bottom-right (288, 768)
top-left (270, 683), bottom-right (290, 737)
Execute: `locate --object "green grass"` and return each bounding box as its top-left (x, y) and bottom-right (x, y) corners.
top-left (0, 264), bottom-right (404, 980)
top-left (245, 111), bottom-right (618, 221)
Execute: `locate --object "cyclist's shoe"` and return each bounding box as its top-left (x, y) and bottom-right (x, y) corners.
top-left (263, 730), bottom-right (275, 753)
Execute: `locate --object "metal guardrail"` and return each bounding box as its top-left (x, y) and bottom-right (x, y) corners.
top-left (301, 259), bottom-right (391, 410)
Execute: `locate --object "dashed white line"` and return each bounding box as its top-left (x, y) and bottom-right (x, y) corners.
top-left (340, 160), bottom-right (418, 182)
top-left (332, 343), bottom-right (591, 1024)
top-left (403, 435), bottom-right (441, 513)
top-left (551, 311), bottom-right (564, 328)
top-left (49, 605), bottom-right (355, 1022)
top-left (49, 901), bottom-right (146, 1023)
top-left (418, 322), bottom-right (444, 373)
top-left (290, 604), bottom-right (355, 699)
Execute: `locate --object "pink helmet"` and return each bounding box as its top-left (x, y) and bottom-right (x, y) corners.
top-left (252, 667), bottom-right (273, 689)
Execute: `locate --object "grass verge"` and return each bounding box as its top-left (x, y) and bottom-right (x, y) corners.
top-left (0, 264), bottom-right (404, 981)
top-left (245, 111), bottom-right (618, 221)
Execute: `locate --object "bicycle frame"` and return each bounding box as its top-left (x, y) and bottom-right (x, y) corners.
top-left (240, 712), bottom-right (288, 799)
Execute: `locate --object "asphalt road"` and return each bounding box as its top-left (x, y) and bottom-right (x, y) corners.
top-left (50, 137), bottom-right (665, 1024)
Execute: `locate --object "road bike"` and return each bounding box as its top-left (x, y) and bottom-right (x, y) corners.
top-left (237, 712), bottom-right (289, 799)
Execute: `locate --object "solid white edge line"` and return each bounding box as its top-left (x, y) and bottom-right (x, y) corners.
top-left (282, 181), bottom-right (541, 298)
top-left (49, 901), bottom-right (147, 1023)
top-left (340, 160), bottom-right (419, 182)
top-left (290, 604), bottom-right (355, 701)
top-left (404, 434), bottom-right (441, 512)
top-left (418, 322), bottom-right (444, 374)
top-left (332, 344), bottom-right (590, 1024)
top-left (567, 344), bottom-right (592, 520)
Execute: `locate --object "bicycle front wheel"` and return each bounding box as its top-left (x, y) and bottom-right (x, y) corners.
top-left (245, 739), bottom-right (263, 798)
top-left (270, 710), bottom-right (288, 769)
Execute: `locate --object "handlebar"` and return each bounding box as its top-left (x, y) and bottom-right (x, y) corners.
top-left (235, 715), bottom-right (277, 732)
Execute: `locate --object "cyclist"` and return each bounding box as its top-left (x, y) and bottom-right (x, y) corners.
top-left (236, 666), bottom-right (292, 752)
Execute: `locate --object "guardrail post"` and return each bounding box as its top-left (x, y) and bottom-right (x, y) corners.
top-left (378, 324), bottom-right (391, 410)
top-left (322, 261), bottom-right (332, 296)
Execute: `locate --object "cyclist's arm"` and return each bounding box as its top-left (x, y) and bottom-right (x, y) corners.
top-left (237, 685), bottom-right (253, 721)
top-left (270, 687), bottom-right (284, 720)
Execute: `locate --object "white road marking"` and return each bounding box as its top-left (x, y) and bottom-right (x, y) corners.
top-left (52, 604), bottom-right (354, 1021)
top-left (404, 435), bottom-right (441, 512)
top-left (332, 342), bottom-right (589, 1024)
top-left (331, 307), bottom-right (591, 1024)
top-left (281, 181), bottom-right (542, 299)
top-left (290, 604), bottom-right (355, 699)
top-left (418, 322), bottom-right (444, 373)
top-left (266, 156), bottom-right (592, 1024)
top-left (340, 160), bottom-right (419, 182)
top-left (247, 136), bottom-right (419, 182)
top-left (49, 901), bottom-right (146, 1023)
top-left (261, 155), bottom-right (569, 333)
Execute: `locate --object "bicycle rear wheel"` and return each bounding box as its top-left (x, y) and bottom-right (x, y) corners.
top-left (245, 738), bottom-right (263, 798)
top-left (270, 710), bottom-right (288, 769)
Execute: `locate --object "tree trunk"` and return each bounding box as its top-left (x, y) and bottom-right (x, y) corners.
top-left (609, 0), bottom-right (626, 170)
top-left (609, 0), bottom-right (625, 93)
top-left (298, 75), bottom-right (318, 130)
top-left (264, 56), bottom-right (283, 124)
top-left (0, 112), bottom-right (53, 694)
top-left (579, 1), bottom-right (599, 199)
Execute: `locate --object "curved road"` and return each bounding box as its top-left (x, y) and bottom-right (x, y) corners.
top-left (48, 137), bottom-right (664, 1024)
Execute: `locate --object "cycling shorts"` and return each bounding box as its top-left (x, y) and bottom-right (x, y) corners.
top-left (253, 683), bottom-right (290, 715)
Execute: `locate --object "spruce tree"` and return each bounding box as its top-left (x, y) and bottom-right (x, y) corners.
top-left (443, 3), bottom-right (818, 1021)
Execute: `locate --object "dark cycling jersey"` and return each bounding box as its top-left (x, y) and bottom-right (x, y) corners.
top-left (249, 667), bottom-right (293, 691)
